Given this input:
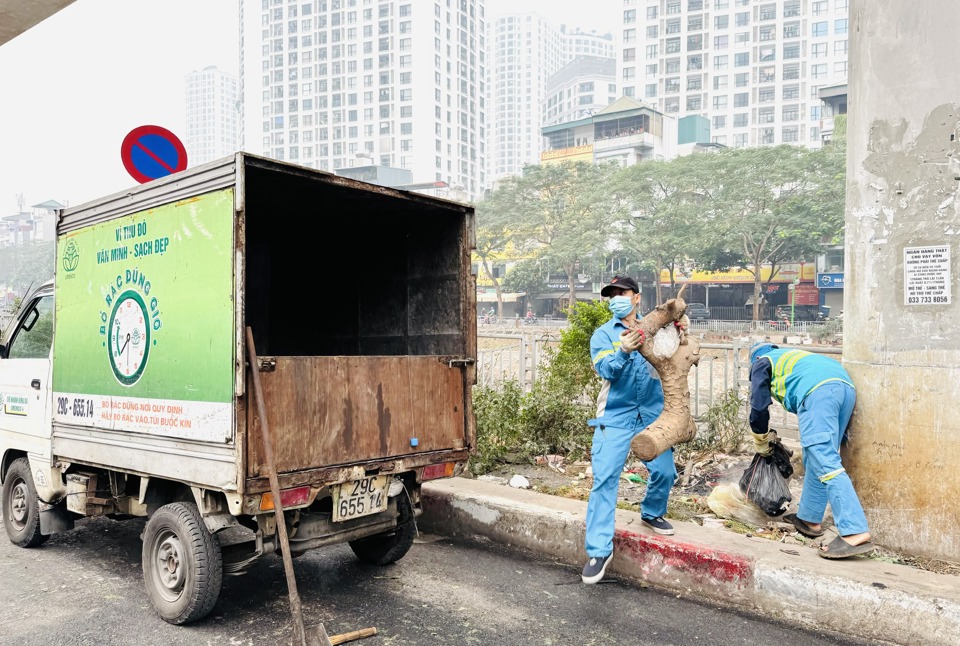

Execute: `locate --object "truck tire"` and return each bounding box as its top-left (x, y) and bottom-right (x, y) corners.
top-left (2, 457), bottom-right (48, 548)
top-left (349, 491), bottom-right (416, 566)
top-left (142, 502), bottom-right (222, 625)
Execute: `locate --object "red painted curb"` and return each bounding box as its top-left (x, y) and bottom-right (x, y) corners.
top-left (614, 529), bottom-right (753, 586)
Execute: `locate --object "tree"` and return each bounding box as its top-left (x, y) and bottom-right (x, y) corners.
top-left (486, 162), bottom-right (618, 312)
top-left (611, 156), bottom-right (709, 304)
top-left (709, 145), bottom-right (845, 320)
top-left (477, 145), bottom-right (845, 320)
top-left (501, 258), bottom-right (547, 309)
top-left (474, 189), bottom-right (519, 318)
top-left (0, 240), bottom-right (55, 297)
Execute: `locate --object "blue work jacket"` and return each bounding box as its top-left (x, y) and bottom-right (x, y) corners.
top-left (588, 317), bottom-right (664, 432)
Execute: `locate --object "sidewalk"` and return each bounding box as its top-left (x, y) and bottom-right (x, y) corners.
top-left (420, 477), bottom-right (960, 646)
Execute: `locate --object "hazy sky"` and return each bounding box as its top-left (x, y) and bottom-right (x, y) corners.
top-left (0, 0), bottom-right (618, 212)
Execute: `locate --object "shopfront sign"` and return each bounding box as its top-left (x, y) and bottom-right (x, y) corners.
top-left (817, 273), bottom-right (845, 289)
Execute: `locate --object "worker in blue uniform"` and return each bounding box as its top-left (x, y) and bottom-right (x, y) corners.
top-left (581, 276), bottom-right (677, 584)
top-left (749, 342), bottom-right (874, 559)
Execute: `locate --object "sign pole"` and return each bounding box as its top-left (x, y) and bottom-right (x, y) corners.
top-left (790, 278), bottom-right (799, 325)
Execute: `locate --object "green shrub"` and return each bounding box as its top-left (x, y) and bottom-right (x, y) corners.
top-left (678, 388), bottom-right (749, 462)
top-left (519, 374), bottom-right (595, 459)
top-left (813, 317), bottom-right (843, 343)
top-left (470, 300), bottom-right (610, 470)
top-left (469, 380), bottom-right (525, 475)
top-left (517, 300), bottom-right (612, 459)
top-left (544, 299), bottom-right (611, 402)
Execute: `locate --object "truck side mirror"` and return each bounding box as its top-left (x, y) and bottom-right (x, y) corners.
top-left (21, 308), bottom-right (38, 332)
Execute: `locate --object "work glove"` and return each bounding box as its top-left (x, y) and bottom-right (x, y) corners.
top-left (619, 329), bottom-right (645, 354)
top-left (752, 429), bottom-right (778, 457)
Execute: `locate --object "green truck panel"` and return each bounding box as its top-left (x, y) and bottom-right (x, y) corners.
top-left (52, 189), bottom-right (235, 442)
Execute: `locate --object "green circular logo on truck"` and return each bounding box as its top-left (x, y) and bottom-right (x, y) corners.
top-left (107, 290), bottom-right (151, 386)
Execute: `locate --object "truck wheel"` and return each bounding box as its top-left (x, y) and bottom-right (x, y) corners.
top-left (142, 502), bottom-right (222, 625)
top-left (2, 457), bottom-right (48, 548)
top-left (349, 491), bottom-right (417, 566)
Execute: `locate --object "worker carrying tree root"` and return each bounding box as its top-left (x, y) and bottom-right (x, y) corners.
top-left (748, 342), bottom-right (875, 559)
top-left (581, 275), bottom-right (680, 584)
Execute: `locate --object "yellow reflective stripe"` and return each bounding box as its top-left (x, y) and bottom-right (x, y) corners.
top-left (773, 350), bottom-right (810, 400)
top-left (773, 350), bottom-right (809, 374)
top-left (819, 468), bottom-right (845, 483)
top-left (803, 377), bottom-right (855, 401)
top-left (770, 379), bottom-right (783, 402)
top-left (785, 350), bottom-right (808, 369)
top-left (594, 349), bottom-right (615, 364)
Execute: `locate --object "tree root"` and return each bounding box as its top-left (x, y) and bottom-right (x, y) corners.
top-left (627, 285), bottom-right (701, 461)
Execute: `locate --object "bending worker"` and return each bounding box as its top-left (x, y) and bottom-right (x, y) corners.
top-left (748, 343), bottom-right (874, 559)
top-left (581, 276), bottom-right (677, 584)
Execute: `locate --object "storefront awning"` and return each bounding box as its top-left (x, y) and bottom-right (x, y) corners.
top-left (535, 291), bottom-right (595, 300)
top-left (477, 292), bottom-right (525, 303)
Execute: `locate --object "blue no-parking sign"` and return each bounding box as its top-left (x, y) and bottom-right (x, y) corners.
top-left (120, 125), bottom-right (188, 184)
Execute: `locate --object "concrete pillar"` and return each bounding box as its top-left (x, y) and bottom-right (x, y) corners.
top-left (845, 1), bottom-right (960, 560)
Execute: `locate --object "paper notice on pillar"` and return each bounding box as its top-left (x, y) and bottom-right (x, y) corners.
top-left (903, 245), bottom-right (951, 305)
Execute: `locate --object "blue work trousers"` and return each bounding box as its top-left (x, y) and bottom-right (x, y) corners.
top-left (796, 381), bottom-right (870, 536)
top-left (585, 424), bottom-right (677, 558)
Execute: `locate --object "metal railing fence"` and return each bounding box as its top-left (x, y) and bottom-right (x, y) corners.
top-left (477, 316), bottom-right (843, 338)
top-left (476, 332), bottom-right (843, 439)
top-left (475, 332), bottom-right (559, 391)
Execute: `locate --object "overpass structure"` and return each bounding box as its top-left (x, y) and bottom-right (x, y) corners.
top-left (0, 0), bottom-right (76, 47)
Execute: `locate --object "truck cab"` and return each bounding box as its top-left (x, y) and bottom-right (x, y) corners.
top-left (0, 280), bottom-right (58, 546)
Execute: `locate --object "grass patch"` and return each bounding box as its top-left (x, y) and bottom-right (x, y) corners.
top-left (535, 484), bottom-right (590, 501)
top-left (723, 519), bottom-right (758, 535)
top-left (665, 495), bottom-right (712, 522)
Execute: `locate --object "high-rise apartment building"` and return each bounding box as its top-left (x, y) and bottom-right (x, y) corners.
top-left (240, 0), bottom-right (486, 198)
top-left (560, 25), bottom-right (617, 62)
top-left (618, 0), bottom-right (849, 148)
top-left (487, 14), bottom-right (614, 184)
top-left (185, 66), bottom-right (240, 166)
top-left (543, 56), bottom-right (617, 127)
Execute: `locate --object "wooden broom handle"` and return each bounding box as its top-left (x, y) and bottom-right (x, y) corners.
top-left (329, 627), bottom-right (378, 645)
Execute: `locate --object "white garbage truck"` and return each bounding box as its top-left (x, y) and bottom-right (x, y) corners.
top-left (0, 153), bottom-right (477, 624)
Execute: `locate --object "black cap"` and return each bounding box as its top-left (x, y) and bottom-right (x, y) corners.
top-left (600, 275), bottom-right (640, 297)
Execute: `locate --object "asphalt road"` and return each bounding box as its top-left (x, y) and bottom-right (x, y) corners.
top-left (0, 515), bottom-right (873, 646)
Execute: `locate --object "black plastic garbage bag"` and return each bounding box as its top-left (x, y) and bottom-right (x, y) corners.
top-left (770, 439), bottom-right (794, 479)
top-left (739, 442), bottom-right (793, 517)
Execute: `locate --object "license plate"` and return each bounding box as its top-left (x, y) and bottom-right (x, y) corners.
top-left (332, 475), bottom-right (388, 522)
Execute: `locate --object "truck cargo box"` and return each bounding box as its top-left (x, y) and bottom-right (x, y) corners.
top-left (50, 153), bottom-right (477, 494)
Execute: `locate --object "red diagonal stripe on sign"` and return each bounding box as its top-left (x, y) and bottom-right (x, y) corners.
top-left (134, 139), bottom-right (176, 173)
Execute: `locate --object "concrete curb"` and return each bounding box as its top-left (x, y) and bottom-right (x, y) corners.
top-left (421, 478), bottom-right (960, 646)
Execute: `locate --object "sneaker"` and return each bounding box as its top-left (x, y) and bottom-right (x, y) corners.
top-left (581, 553), bottom-right (612, 584)
top-left (642, 516), bottom-right (674, 535)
